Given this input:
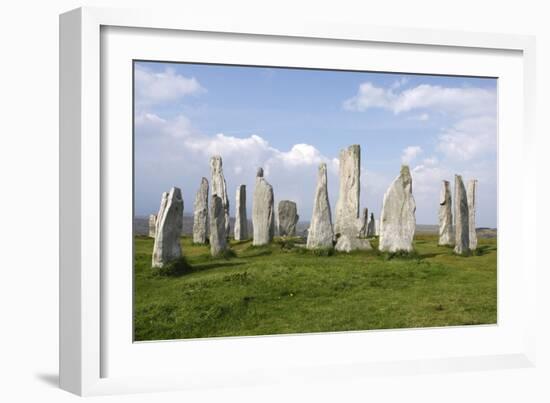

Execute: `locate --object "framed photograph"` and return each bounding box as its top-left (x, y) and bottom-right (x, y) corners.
top-left (60, 7), bottom-right (537, 396)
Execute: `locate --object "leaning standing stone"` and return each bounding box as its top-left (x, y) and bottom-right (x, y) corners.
top-left (454, 174), bottom-right (470, 255)
top-left (152, 187), bottom-right (184, 268)
top-left (306, 163), bottom-right (334, 249)
top-left (278, 200), bottom-right (299, 237)
top-left (209, 195), bottom-right (227, 256)
top-left (148, 214), bottom-right (157, 238)
top-left (252, 168), bottom-right (275, 245)
top-left (192, 177), bottom-right (209, 244)
top-left (335, 145), bottom-right (361, 237)
top-left (379, 165), bottom-right (416, 253)
top-left (467, 179), bottom-right (478, 250)
top-left (438, 180), bottom-right (454, 246)
top-left (210, 155), bottom-right (230, 237)
top-left (234, 184), bottom-right (248, 241)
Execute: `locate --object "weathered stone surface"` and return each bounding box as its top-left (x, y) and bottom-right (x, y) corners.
top-left (234, 184), bottom-right (248, 241)
top-left (209, 195), bottom-right (227, 256)
top-left (367, 212), bottom-right (376, 237)
top-left (335, 235), bottom-right (372, 252)
top-left (278, 200), bottom-right (299, 237)
top-left (148, 214), bottom-right (157, 238)
top-left (379, 165), bottom-right (416, 253)
top-left (192, 177), bottom-right (209, 244)
top-left (307, 163), bottom-right (334, 249)
top-left (438, 180), bottom-right (454, 246)
top-left (210, 155), bottom-right (230, 237)
top-left (467, 179), bottom-right (478, 250)
top-left (454, 174), bottom-right (470, 255)
top-left (358, 208), bottom-right (368, 237)
top-left (252, 168), bottom-right (275, 245)
top-left (152, 187), bottom-right (183, 268)
top-left (335, 145), bottom-right (361, 237)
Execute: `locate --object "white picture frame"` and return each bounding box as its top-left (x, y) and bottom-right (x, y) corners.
top-left (59, 6), bottom-right (537, 396)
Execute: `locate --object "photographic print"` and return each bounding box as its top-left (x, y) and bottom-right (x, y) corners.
top-left (133, 61), bottom-right (497, 341)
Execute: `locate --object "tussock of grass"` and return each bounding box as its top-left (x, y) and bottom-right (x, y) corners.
top-left (134, 235), bottom-right (497, 341)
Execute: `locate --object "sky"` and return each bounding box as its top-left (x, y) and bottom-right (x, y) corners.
top-left (134, 61), bottom-right (497, 227)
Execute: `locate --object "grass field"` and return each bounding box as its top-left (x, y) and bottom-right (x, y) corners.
top-left (134, 234), bottom-right (497, 341)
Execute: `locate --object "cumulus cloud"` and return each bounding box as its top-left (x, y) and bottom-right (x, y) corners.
top-left (135, 65), bottom-right (204, 106)
top-left (344, 81), bottom-right (497, 162)
top-left (343, 82), bottom-right (496, 117)
top-left (134, 113), bottom-right (346, 221)
top-left (401, 146), bottom-right (423, 164)
top-left (437, 116), bottom-right (497, 161)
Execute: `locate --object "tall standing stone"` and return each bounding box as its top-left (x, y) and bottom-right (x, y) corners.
top-left (454, 174), bottom-right (470, 255)
top-left (335, 145), bottom-right (361, 236)
top-left (209, 194), bottom-right (227, 256)
top-left (358, 208), bottom-right (368, 237)
top-left (438, 180), bottom-right (454, 246)
top-left (379, 165), bottom-right (416, 253)
top-left (334, 145), bottom-right (371, 251)
top-left (234, 184), bottom-right (248, 241)
top-left (148, 214), bottom-right (157, 238)
top-left (306, 163), bottom-right (334, 249)
top-left (192, 177), bottom-right (209, 244)
top-left (467, 179), bottom-right (478, 250)
top-left (252, 168), bottom-right (275, 246)
top-left (210, 155), bottom-right (230, 238)
top-left (278, 200), bottom-right (299, 237)
top-left (152, 187), bottom-right (183, 268)
top-left (367, 212), bottom-right (376, 237)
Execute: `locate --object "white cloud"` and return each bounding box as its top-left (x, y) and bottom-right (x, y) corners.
top-left (134, 113), bottom-right (344, 221)
top-left (343, 82), bottom-right (496, 118)
top-left (412, 113), bottom-right (430, 121)
top-left (135, 66), bottom-right (204, 106)
top-left (401, 146), bottom-right (423, 164)
top-left (391, 77), bottom-right (409, 90)
top-left (437, 116), bottom-right (496, 160)
top-left (343, 82), bottom-right (393, 111)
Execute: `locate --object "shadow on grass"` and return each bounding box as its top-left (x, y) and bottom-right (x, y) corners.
top-left (473, 245), bottom-right (496, 256)
top-left (154, 255), bottom-right (244, 277)
top-left (192, 261), bottom-right (245, 272)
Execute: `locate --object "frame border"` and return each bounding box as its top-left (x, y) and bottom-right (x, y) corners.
top-left (59, 6), bottom-right (537, 396)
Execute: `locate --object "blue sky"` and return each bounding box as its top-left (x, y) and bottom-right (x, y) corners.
top-left (134, 61), bottom-right (497, 227)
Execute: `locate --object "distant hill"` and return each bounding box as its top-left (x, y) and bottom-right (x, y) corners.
top-left (134, 215), bottom-right (496, 238)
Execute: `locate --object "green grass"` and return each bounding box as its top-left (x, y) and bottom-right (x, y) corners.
top-left (134, 234), bottom-right (497, 341)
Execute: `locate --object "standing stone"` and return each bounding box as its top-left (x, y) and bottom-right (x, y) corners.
top-left (335, 145), bottom-right (361, 236)
top-left (209, 195), bottom-right (227, 256)
top-left (148, 214), bottom-right (157, 238)
top-left (334, 145), bottom-right (371, 251)
top-left (379, 165), bottom-right (416, 253)
top-left (234, 184), bottom-right (248, 241)
top-left (252, 168), bottom-right (275, 245)
top-left (438, 180), bottom-right (454, 246)
top-left (454, 174), bottom-right (470, 255)
top-left (358, 208), bottom-right (368, 237)
top-left (210, 155), bottom-right (230, 238)
top-left (192, 177), bottom-right (209, 244)
top-left (467, 179), bottom-right (478, 250)
top-left (278, 200), bottom-right (299, 237)
top-left (152, 187), bottom-right (183, 268)
top-left (367, 212), bottom-right (376, 237)
top-left (307, 163), bottom-right (334, 249)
